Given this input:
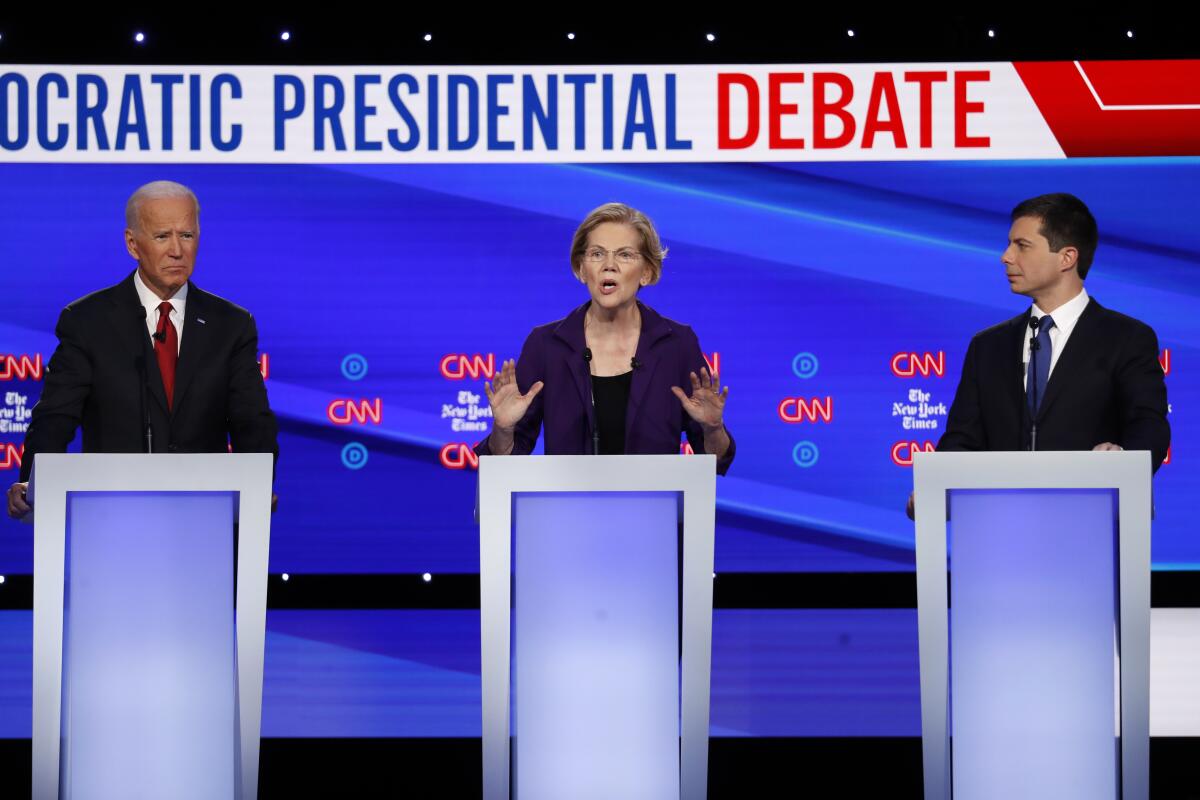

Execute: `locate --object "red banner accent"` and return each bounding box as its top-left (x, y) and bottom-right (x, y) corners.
top-left (1013, 61), bottom-right (1200, 157)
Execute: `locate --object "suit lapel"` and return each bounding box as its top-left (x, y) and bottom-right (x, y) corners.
top-left (552, 303), bottom-right (594, 431)
top-left (1009, 311), bottom-right (1030, 425)
top-left (171, 283), bottom-right (205, 417)
top-left (626, 302), bottom-right (670, 443)
top-left (1035, 298), bottom-right (1101, 422)
top-left (107, 272), bottom-right (169, 415)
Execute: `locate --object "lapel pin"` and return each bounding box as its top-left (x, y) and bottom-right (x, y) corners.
top-left (197, 318), bottom-right (207, 325)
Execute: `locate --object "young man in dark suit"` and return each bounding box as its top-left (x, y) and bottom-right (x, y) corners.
top-left (7, 181), bottom-right (278, 518)
top-left (908, 193), bottom-right (1170, 517)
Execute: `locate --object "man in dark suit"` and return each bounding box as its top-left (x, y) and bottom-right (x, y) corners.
top-left (6, 180), bottom-right (277, 519)
top-left (907, 193), bottom-right (1169, 517)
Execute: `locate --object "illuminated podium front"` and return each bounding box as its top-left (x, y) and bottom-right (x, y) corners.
top-left (478, 454), bottom-right (717, 800)
top-left (913, 451), bottom-right (1152, 800)
top-left (30, 453), bottom-right (273, 800)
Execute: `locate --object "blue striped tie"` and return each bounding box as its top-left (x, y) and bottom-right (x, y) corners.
top-left (1027, 315), bottom-right (1055, 413)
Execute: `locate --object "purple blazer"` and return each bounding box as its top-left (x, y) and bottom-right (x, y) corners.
top-left (475, 301), bottom-right (735, 474)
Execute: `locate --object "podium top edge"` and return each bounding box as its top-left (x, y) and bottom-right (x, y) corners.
top-left (477, 453), bottom-right (717, 491)
top-left (911, 450), bottom-right (1152, 488)
top-left (31, 452), bottom-right (274, 493)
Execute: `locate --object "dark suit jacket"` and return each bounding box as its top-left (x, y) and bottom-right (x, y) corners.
top-left (475, 301), bottom-right (735, 474)
top-left (938, 297), bottom-right (1169, 471)
top-left (19, 272), bottom-right (278, 482)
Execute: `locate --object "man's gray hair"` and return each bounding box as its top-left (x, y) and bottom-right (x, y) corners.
top-left (125, 181), bottom-right (201, 231)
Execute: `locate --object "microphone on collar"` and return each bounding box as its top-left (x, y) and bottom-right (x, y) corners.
top-left (582, 349), bottom-right (599, 455)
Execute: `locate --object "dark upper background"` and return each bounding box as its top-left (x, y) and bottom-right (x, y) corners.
top-left (1, 11), bottom-right (1197, 66)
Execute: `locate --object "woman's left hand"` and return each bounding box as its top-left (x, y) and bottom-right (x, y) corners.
top-left (671, 367), bottom-right (728, 431)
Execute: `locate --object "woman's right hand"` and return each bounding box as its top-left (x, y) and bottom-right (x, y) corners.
top-left (485, 358), bottom-right (544, 432)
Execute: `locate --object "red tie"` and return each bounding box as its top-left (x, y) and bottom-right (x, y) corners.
top-left (155, 301), bottom-right (178, 410)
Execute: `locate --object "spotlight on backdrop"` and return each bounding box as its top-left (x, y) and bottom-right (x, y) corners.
top-left (567, 32), bottom-right (575, 40)
top-left (281, 31), bottom-right (291, 42)
top-left (706, 33), bottom-right (716, 42)
top-left (422, 573), bottom-right (433, 583)
top-left (134, 32), bottom-right (145, 44)
top-left (282, 573), bottom-right (290, 582)
top-left (847, 29), bottom-right (855, 37)
top-left (424, 33), bottom-right (432, 42)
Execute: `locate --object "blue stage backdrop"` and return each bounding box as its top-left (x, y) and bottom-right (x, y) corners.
top-left (1, 59), bottom-right (1196, 739)
top-left (1, 160), bottom-right (1192, 576)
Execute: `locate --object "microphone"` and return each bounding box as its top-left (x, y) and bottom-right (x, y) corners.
top-left (150, 304), bottom-right (169, 342)
top-left (631, 357), bottom-right (642, 370)
top-left (1028, 315), bottom-right (1041, 451)
top-left (582, 348), bottom-right (599, 455)
top-left (136, 308), bottom-right (154, 453)
top-left (135, 354), bottom-right (153, 454)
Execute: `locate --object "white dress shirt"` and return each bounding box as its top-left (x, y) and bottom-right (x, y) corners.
top-left (133, 270), bottom-right (187, 354)
top-left (1022, 288), bottom-right (1089, 389)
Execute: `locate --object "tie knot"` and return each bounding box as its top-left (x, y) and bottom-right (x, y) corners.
top-left (158, 301), bottom-right (173, 316)
top-left (1038, 314), bottom-right (1054, 331)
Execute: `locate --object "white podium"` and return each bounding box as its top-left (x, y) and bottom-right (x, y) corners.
top-left (913, 451), bottom-right (1152, 800)
top-left (30, 453), bottom-right (273, 800)
top-left (478, 454), bottom-right (717, 800)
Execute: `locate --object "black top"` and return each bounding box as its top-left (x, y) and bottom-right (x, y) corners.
top-left (592, 371), bottom-right (633, 455)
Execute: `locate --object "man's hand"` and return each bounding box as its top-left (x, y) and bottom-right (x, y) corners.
top-left (1093, 442), bottom-right (1124, 452)
top-left (7, 482), bottom-right (31, 520)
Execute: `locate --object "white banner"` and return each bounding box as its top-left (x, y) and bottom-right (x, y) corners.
top-left (0, 64), bottom-right (1064, 162)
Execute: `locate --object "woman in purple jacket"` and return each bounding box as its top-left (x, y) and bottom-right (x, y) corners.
top-left (474, 202), bottom-right (734, 474)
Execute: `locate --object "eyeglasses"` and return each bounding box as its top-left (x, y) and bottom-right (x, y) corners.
top-left (584, 247), bottom-right (643, 265)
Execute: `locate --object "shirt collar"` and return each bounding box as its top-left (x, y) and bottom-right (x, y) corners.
top-left (1032, 287), bottom-right (1089, 336)
top-left (133, 269), bottom-right (188, 314)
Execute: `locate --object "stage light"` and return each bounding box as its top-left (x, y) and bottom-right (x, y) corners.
top-left (847, 29), bottom-right (855, 38)
top-left (424, 33), bottom-right (433, 42)
top-left (712, 572), bottom-right (716, 579)
top-left (422, 572), bottom-right (432, 582)
top-left (0, 575), bottom-right (6, 585)
top-left (1126, 29), bottom-right (1134, 38)
top-left (988, 29), bottom-right (995, 38)
top-left (134, 32), bottom-right (145, 44)
top-left (281, 31), bottom-right (291, 42)
top-left (706, 33), bottom-right (716, 42)
top-left (281, 573), bottom-right (290, 582)
top-left (567, 32), bottom-right (575, 40)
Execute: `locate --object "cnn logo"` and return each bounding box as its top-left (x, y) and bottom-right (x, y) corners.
top-left (440, 354), bottom-right (496, 380)
top-left (891, 352), bottom-right (945, 378)
top-left (778, 397), bottom-right (833, 423)
top-left (891, 441), bottom-right (937, 466)
top-left (327, 398), bottom-right (383, 425)
top-left (0, 354), bottom-right (43, 381)
top-left (440, 443), bottom-right (480, 470)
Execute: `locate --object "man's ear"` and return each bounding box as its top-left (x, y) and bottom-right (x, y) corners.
top-left (1058, 245), bottom-right (1079, 273)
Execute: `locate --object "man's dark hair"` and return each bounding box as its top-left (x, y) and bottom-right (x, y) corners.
top-left (1011, 193), bottom-right (1099, 279)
